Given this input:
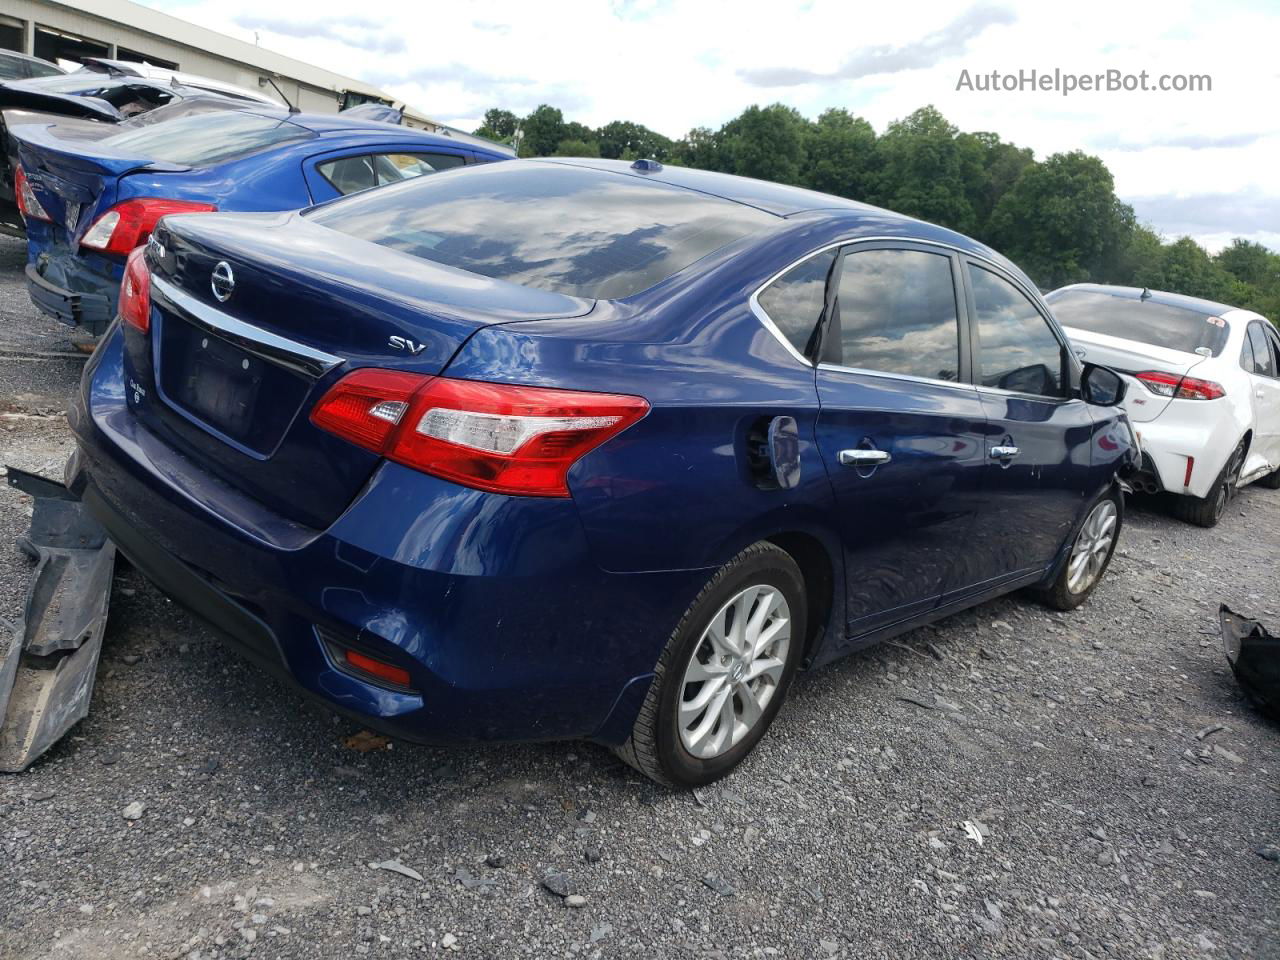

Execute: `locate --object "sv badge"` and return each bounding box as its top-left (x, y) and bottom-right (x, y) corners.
top-left (388, 335), bottom-right (427, 355)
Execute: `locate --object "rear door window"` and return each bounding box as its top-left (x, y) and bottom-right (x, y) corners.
top-left (1249, 323), bottom-right (1276, 377)
top-left (318, 152), bottom-right (468, 196)
top-left (755, 249), bottom-right (836, 358)
top-left (103, 111), bottom-right (312, 166)
top-left (829, 248), bottom-right (960, 382)
top-left (970, 264), bottom-right (1065, 398)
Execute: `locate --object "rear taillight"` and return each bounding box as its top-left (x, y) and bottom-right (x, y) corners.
top-left (1135, 370), bottom-right (1225, 401)
top-left (311, 370), bottom-right (649, 497)
top-left (80, 198), bottom-right (216, 255)
top-left (118, 246), bottom-right (151, 333)
top-left (14, 166), bottom-right (51, 223)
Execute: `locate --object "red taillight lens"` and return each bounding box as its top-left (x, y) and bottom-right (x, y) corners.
top-left (14, 166), bottom-right (51, 223)
top-left (80, 198), bottom-right (216, 255)
top-left (118, 246), bottom-right (151, 333)
top-left (310, 371), bottom-right (649, 497)
top-left (1135, 370), bottom-right (1224, 401)
top-left (343, 649), bottom-right (412, 688)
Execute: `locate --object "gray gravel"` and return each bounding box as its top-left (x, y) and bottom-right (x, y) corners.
top-left (0, 234), bottom-right (1276, 959)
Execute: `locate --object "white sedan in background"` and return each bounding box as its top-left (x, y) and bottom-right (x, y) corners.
top-left (1047, 284), bottom-right (1280, 527)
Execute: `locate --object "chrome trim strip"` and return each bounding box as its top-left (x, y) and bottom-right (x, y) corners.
top-left (973, 384), bottom-right (1081, 404)
top-left (816, 362), bottom-right (977, 393)
top-left (150, 273), bottom-right (344, 379)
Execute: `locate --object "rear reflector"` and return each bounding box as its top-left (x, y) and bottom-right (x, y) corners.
top-left (1135, 370), bottom-right (1225, 401)
top-left (79, 197), bottom-right (217, 255)
top-left (310, 371), bottom-right (649, 497)
top-left (343, 649), bottom-right (412, 688)
top-left (14, 166), bottom-right (51, 223)
top-left (1184, 455), bottom-right (1195, 487)
top-left (118, 246), bottom-right (151, 333)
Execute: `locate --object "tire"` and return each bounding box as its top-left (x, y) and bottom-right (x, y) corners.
top-left (1172, 439), bottom-right (1247, 527)
top-left (1035, 490), bottom-right (1123, 611)
top-left (614, 542), bottom-right (807, 788)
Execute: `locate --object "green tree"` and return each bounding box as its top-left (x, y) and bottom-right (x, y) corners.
top-left (987, 151), bottom-right (1131, 289)
top-left (552, 138), bottom-right (601, 157)
top-left (596, 120), bottom-right (673, 161)
top-left (1216, 239), bottom-right (1280, 290)
top-left (1153, 237), bottom-right (1235, 302)
top-left (672, 126), bottom-right (724, 170)
top-left (473, 108), bottom-right (517, 141)
top-left (869, 107), bottom-right (985, 233)
top-left (717, 103), bottom-right (811, 185)
top-left (520, 104), bottom-right (566, 157)
top-left (962, 131), bottom-right (1034, 235)
top-left (801, 108), bottom-right (876, 201)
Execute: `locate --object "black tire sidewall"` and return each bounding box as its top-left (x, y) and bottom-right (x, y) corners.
top-left (653, 549), bottom-right (807, 787)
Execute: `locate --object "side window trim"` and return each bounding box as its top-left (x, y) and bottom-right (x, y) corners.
top-left (961, 257), bottom-right (1075, 402)
top-left (1265, 324), bottom-right (1280, 377)
top-left (1247, 322), bottom-right (1275, 379)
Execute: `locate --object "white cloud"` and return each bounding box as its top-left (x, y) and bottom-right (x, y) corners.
top-left (139, 0), bottom-right (1280, 251)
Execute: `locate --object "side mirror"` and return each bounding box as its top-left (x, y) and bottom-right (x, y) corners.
top-left (1081, 363), bottom-right (1127, 406)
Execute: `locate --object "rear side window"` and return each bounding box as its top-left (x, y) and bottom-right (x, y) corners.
top-left (831, 248), bottom-right (960, 382)
top-left (1048, 289), bottom-right (1230, 357)
top-left (318, 152), bottom-right (466, 196)
top-left (309, 161), bottom-right (777, 300)
top-left (970, 264), bottom-right (1064, 397)
top-left (102, 111), bottom-right (312, 166)
top-left (1248, 323), bottom-right (1276, 377)
top-left (756, 250), bottom-right (835, 357)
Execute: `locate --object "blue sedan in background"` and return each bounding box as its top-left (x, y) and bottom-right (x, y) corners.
top-left (67, 159), bottom-right (1136, 786)
top-left (12, 103), bottom-right (513, 333)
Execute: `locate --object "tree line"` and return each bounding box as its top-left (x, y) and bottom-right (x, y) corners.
top-left (474, 104), bottom-right (1279, 324)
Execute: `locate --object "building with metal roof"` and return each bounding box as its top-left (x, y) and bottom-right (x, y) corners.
top-left (1, 0), bottom-right (442, 129)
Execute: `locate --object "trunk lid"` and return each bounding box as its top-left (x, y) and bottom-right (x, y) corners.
top-left (11, 121), bottom-right (188, 244)
top-left (131, 211), bottom-right (593, 529)
top-left (1063, 325), bottom-right (1208, 423)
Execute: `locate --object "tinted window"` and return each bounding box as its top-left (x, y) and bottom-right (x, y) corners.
top-left (1248, 323), bottom-right (1275, 377)
top-left (1047, 289), bottom-right (1230, 357)
top-left (309, 162), bottom-right (778, 299)
top-left (971, 265), bottom-right (1064, 397)
top-left (756, 249), bottom-right (835, 357)
top-left (103, 111), bottom-right (311, 166)
top-left (319, 152), bottom-right (468, 196)
top-left (832, 248), bottom-right (959, 381)
top-left (0, 54), bottom-right (27, 81)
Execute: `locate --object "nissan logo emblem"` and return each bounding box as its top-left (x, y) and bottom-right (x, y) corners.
top-left (211, 261), bottom-right (235, 302)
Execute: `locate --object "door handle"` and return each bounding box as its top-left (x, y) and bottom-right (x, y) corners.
top-left (838, 449), bottom-right (891, 467)
top-left (990, 445), bottom-right (1020, 460)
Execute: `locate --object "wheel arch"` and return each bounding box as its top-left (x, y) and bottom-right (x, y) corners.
top-left (763, 530), bottom-right (839, 667)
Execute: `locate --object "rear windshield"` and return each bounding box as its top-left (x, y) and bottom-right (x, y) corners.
top-left (102, 111), bottom-right (311, 167)
top-left (308, 162), bottom-right (778, 300)
top-left (1047, 289), bottom-right (1230, 357)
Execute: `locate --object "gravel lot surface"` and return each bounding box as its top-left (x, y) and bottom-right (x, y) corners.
top-left (0, 234), bottom-right (1276, 960)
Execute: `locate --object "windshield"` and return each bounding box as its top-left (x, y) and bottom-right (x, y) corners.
top-left (1048, 289), bottom-right (1231, 357)
top-left (308, 162), bottom-right (778, 300)
top-left (102, 110), bottom-right (311, 166)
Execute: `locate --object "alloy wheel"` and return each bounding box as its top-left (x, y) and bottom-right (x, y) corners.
top-left (677, 585), bottom-right (792, 759)
top-left (1066, 499), bottom-right (1118, 595)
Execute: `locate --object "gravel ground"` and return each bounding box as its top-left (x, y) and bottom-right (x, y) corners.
top-left (0, 234), bottom-right (1276, 960)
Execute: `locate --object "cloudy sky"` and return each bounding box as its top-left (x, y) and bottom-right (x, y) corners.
top-left (143, 0), bottom-right (1280, 253)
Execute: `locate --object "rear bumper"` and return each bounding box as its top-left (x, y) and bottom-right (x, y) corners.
top-left (1131, 402), bottom-right (1241, 500)
top-left (26, 262), bottom-right (112, 332)
top-left (69, 329), bottom-right (706, 745)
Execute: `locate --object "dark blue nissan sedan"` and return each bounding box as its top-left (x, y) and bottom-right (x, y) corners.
top-left (67, 159), bottom-right (1136, 786)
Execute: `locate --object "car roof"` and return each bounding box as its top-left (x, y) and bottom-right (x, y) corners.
top-left (1048, 283), bottom-right (1243, 318)
top-left (0, 50), bottom-right (62, 68)
top-left (242, 108), bottom-right (514, 155)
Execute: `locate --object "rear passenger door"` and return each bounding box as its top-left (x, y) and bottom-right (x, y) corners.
top-left (303, 148), bottom-right (471, 202)
top-left (957, 261), bottom-right (1095, 593)
top-left (1245, 321), bottom-right (1280, 467)
top-left (812, 242), bottom-right (988, 636)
